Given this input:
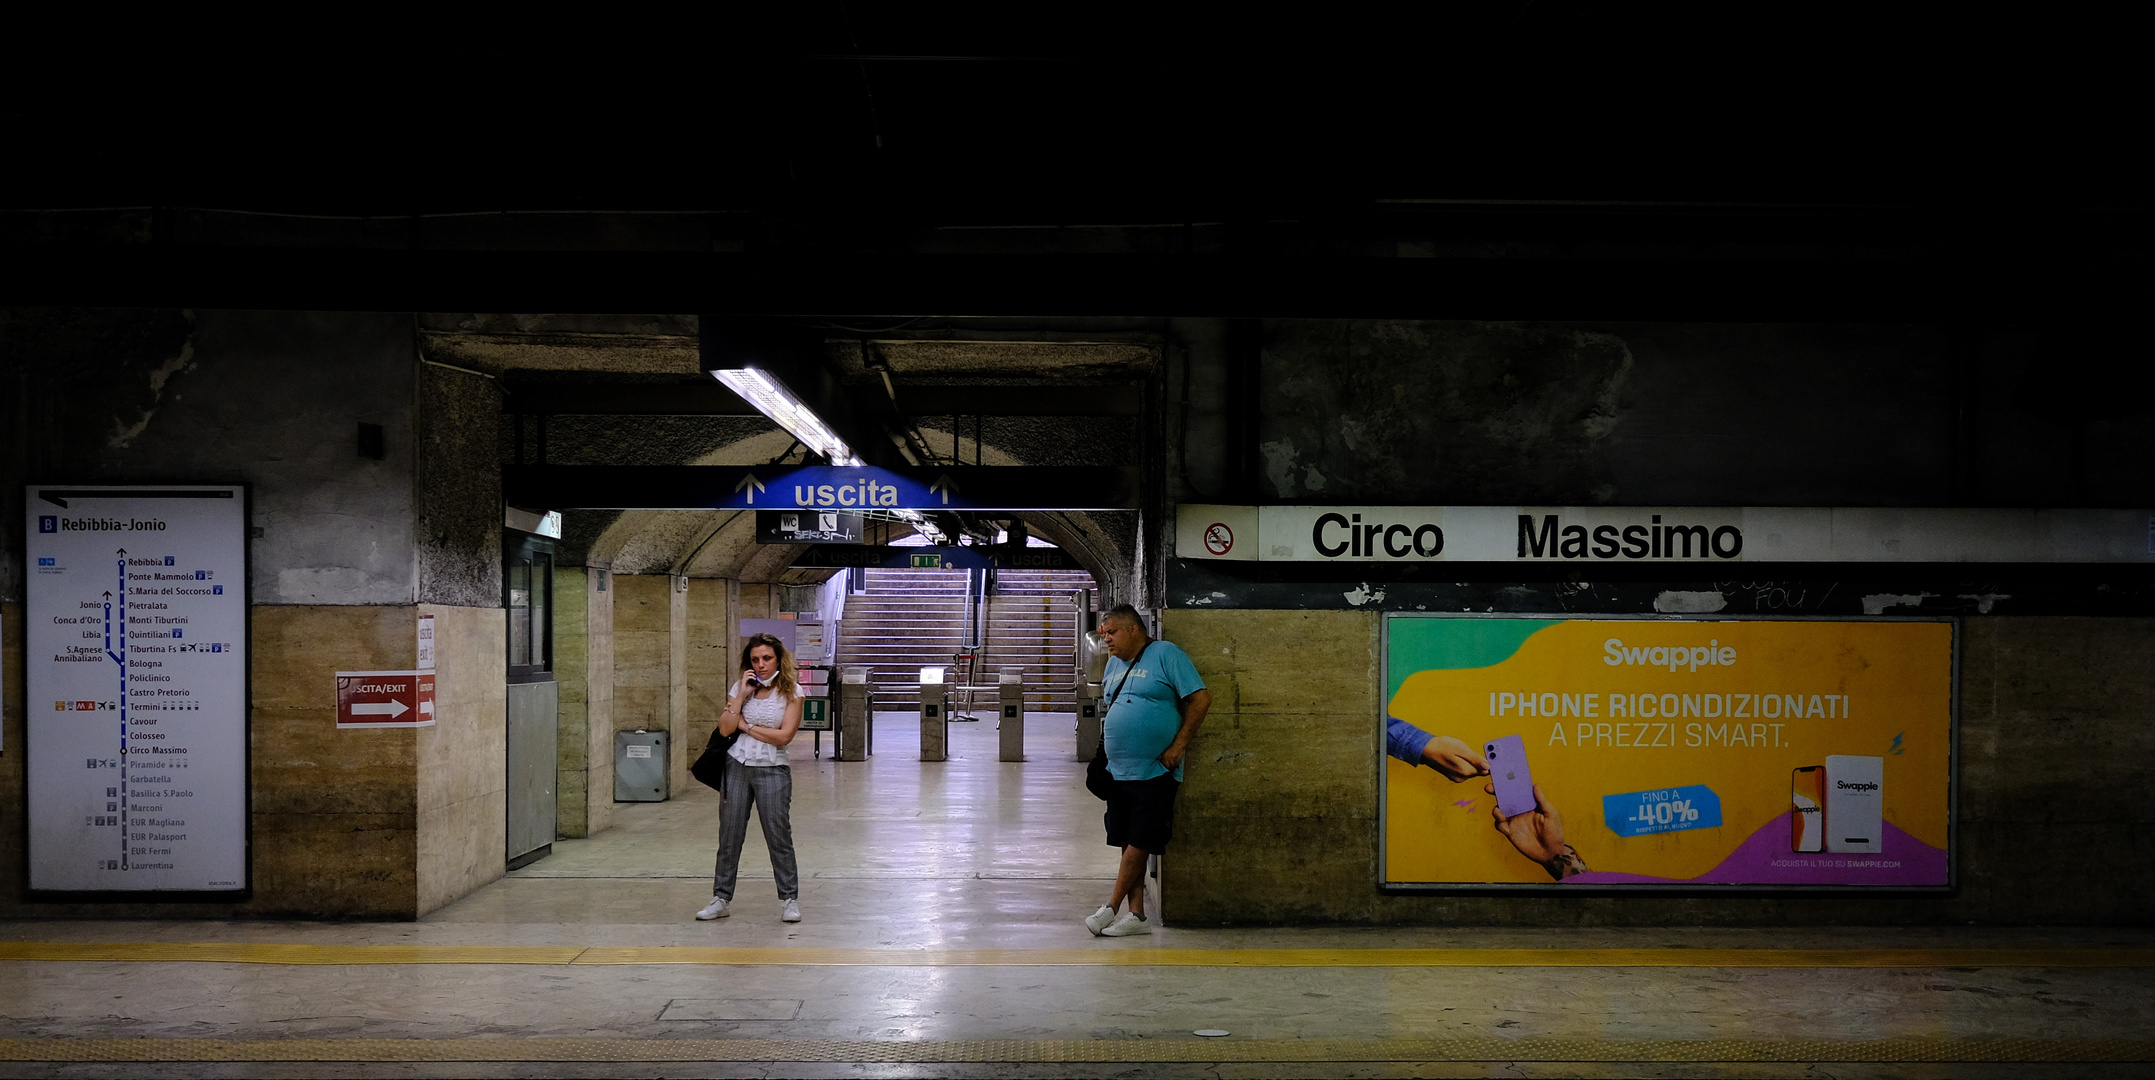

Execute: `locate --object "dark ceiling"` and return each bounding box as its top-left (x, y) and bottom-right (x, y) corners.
top-left (1, 6), bottom-right (2141, 318)
top-left (6, 6), bottom-right (2143, 219)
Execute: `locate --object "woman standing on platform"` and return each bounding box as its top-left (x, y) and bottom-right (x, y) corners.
top-left (697, 632), bottom-right (805, 923)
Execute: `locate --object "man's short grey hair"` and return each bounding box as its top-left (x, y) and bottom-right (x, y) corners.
top-left (1102, 603), bottom-right (1149, 635)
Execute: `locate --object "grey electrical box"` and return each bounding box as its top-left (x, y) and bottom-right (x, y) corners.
top-left (614, 730), bottom-right (669, 802)
top-left (998, 668), bottom-right (1026, 762)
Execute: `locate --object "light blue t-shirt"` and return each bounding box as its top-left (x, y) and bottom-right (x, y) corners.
top-left (1102, 640), bottom-right (1206, 782)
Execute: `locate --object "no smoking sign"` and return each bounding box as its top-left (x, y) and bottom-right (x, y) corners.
top-left (1203, 522), bottom-right (1235, 556)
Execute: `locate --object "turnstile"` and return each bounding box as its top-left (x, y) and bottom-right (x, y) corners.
top-left (919, 666), bottom-right (949, 761)
top-left (1076, 697), bottom-right (1102, 761)
top-left (997, 668), bottom-right (1026, 761)
top-left (1075, 623), bottom-right (1109, 761)
top-left (838, 666), bottom-right (870, 761)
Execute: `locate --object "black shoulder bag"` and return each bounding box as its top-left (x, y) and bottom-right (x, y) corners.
top-left (1086, 643), bottom-right (1150, 801)
top-left (690, 685), bottom-right (748, 792)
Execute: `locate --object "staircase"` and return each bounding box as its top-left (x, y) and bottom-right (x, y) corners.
top-left (983, 569), bottom-right (1096, 713)
top-left (834, 566), bottom-right (1097, 713)
top-left (838, 569), bottom-right (970, 712)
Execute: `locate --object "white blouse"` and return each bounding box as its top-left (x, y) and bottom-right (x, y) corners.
top-left (728, 681), bottom-right (796, 767)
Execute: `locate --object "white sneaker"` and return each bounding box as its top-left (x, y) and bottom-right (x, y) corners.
top-left (1101, 912), bottom-right (1153, 937)
top-left (695, 896), bottom-right (730, 920)
top-left (780, 898), bottom-right (802, 923)
top-left (1084, 905), bottom-right (1117, 936)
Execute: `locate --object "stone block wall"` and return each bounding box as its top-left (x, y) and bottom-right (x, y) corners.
top-left (555, 568), bottom-right (615, 838)
top-left (249, 605), bottom-right (424, 917)
top-left (1, 602), bottom-right (436, 919)
top-left (414, 604), bottom-right (507, 916)
top-left (686, 578), bottom-right (734, 764)
top-left (1162, 609), bottom-right (1382, 923)
top-left (1162, 610), bottom-right (2155, 926)
top-left (613, 575), bottom-right (687, 795)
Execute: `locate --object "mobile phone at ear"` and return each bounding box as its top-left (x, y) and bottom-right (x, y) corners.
top-left (1791, 766), bottom-right (1824, 853)
top-left (1484, 734), bottom-right (1535, 818)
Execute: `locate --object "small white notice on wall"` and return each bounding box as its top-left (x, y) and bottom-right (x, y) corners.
top-left (416, 614), bottom-right (435, 672)
top-left (796, 622), bottom-right (827, 661)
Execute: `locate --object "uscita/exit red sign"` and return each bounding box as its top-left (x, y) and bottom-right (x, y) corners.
top-left (335, 670), bottom-right (436, 729)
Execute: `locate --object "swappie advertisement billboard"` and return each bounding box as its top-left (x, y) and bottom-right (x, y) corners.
top-left (1381, 615), bottom-right (1954, 890)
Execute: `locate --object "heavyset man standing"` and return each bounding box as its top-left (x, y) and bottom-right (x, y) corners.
top-left (1086, 604), bottom-right (1211, 937)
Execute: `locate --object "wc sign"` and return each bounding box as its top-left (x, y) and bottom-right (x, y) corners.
top-left (756, 510), bottom-right (864, 545)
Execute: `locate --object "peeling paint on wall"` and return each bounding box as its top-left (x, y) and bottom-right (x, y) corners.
top-left (108, 336), bottom-right (198, 449)
top-left (1259, 321), bottom-right (1637, 504)
top-left (1653, 590), bottom-right (1729, 613)
top-left (1861, 592), bottom-right (1939, 614)
top-left (1343, 582), bottom-right (1387, 606)
top-left (1260, 439), bottom-right (1302, 497)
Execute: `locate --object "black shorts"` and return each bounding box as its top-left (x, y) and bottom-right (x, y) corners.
top-left (1103, 772), bottom-right (1180, 853)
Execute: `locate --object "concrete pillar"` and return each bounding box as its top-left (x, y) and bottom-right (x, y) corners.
top-left (668, 579), bottom-right (688, 795)
top-left (612, 575), bottom-right (687, 798)
top-left (414, 603), bottom-right (507, 916)
top-left (247, 605), bottom-right (426, 918)
top-left (686, 578), bottom-right (734, 770)
top-left (738, 582), bottom-right (777, 623)
top-left (554, 566), bottom-right (616, 838)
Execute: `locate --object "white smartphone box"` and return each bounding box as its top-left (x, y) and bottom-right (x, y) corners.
top-left (1823, 754), bottom-right (1885, 854)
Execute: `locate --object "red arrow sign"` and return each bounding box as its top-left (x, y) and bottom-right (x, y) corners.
top-left (336, 670), bottom-right (436, 729)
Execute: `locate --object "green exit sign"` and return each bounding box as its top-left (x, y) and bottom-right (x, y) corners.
top-left (909, 554), bottom-right (942, 568)
top-left (800, 697), bottom-right (831, 730)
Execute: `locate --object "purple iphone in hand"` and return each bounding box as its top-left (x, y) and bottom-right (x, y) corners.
top-left (1485, 734), bottom-right (1536, 818)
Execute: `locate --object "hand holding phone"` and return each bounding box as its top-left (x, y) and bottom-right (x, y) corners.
top-left (1484, 734), bottom-right (1536, 818)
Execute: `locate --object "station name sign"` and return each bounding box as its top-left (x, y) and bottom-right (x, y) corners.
top-left (1177, 504), bottom-right (2155, 564)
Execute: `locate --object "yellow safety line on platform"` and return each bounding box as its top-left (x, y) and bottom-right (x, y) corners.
top-left (0, 1035), bottom-right (2151, 1063)
top-left (569, 945), bottom-right (2155, 968)
top-left (0, 942), bottom-right (584, 965)
top-left (5, 940), bottom-right (2154, 968)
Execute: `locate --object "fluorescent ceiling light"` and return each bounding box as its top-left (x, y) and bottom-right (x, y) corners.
top-left (888, 507), bottom-right (943, 541)
top-left (710, 367), bottom-right (863, 466)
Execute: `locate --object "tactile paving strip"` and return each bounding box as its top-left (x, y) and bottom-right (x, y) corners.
top-left (0, 1036), bottom-right (2148, 1063)
top-left (5, 942), bottom-right (2154, 968)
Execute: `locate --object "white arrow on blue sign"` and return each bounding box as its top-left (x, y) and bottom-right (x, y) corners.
top-left (735, 467), bottom-right (933, 510)
top-left (503, 465), bottom-right (1139, 511)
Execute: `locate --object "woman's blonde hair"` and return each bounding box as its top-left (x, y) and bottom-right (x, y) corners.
top-left (739, 633), bottom-right (799, 698)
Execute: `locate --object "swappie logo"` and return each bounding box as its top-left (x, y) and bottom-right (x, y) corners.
top-left (1604, 638), bottom-right (1737, 672)
top-left (1836, 780), bottom-right (1881, 792)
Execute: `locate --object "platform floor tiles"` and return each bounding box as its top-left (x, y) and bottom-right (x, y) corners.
top-left (4, 716), bottom-right (2153, 1078)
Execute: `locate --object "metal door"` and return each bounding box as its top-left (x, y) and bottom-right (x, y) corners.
top-left (505, 530), bottom-right (558, 870)
top-left (506, 680), bottom-right (558, 868)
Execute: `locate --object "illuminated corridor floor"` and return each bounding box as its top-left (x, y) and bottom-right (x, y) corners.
top-left (3, 718), bottom-right (2152, 1078)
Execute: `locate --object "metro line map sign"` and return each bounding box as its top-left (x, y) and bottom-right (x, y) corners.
top-left (25, 485), bottom-right (249, 897)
